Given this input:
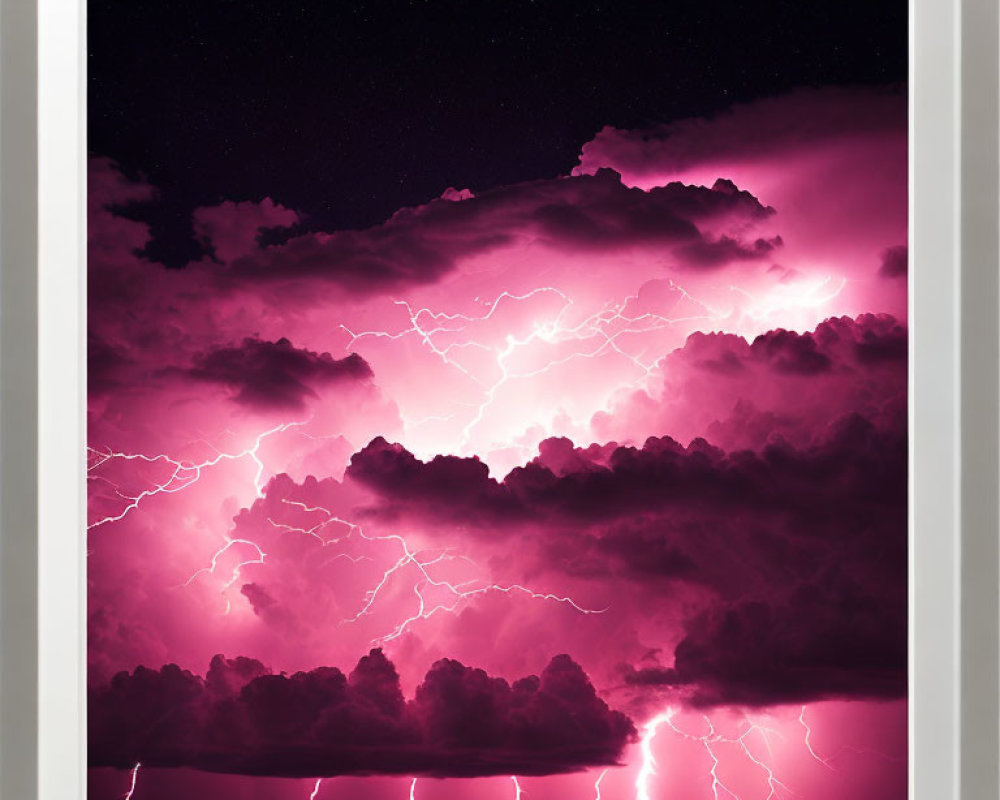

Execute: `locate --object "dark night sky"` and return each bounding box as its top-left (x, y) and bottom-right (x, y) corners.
top-left (89, 0), bottom-right (907, 266)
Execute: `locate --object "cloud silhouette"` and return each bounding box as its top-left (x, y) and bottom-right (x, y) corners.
top-left (89, 650), bottom-right (635, 778)
top-left (186, 337), bottom-right (373, 410)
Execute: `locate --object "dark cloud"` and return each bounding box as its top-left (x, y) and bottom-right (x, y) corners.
top-left (349, 409), bottom-right (905, 530)
top-left (596, 314), bottom-right (908, 452)
top-left (878, 244), bottom-right (908, 279)
top-left (526, 169), bottom-right (773, 252)
top-left (684, 313), bottom-right (907, 377)
top-left (749, 327), bottom-right (832, 375)
top-left (596, 522), bottom-right (699, 580)
top-left (623, 573), bottom-right (907, 707)
top-left (706, 318), bottom-right (905, 379)
top-left (219, 168), bottom-right (774, 293)
top-left (88, 332), bottom-right (133, 396)
top-left (532, 436), bottom-right (618, 477)
top-left (87, 157), bottom-right (779, 310)
top-left (89, 650), bottom-right (634, 778)
top-left (855, 321), bottom-right (908, 363)
top-left (343, 411), bottom-right (906, 707)
top-left (239, 584), bottom-right (295, 629)
top-left (676, 234), bottom-right (783, 269)
top-left (411, 654), bottom-right (634, 773)
top-left (89, 663), bottom-right (206, 769)
top-left (186, 337), bottom-right (372, 410)
top-left (205, 655), bottom-right (270, 698)
top-left (87, 159), bottom-right (161, 313)
top-left (346, 437), bottom-right (515, 523)
top-left (577, 86), bottom-right (906, 178)
top-left (192, 199), bottom-right (300, 264)
top-left (88, 156), bottom-right (157, 218)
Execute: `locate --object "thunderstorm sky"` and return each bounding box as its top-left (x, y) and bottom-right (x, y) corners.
top-left (88, 2), bottom-right (908, 798)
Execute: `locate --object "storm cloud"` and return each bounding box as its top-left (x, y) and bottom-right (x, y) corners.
top-left (186, 337), bottom-right (373, 410)
top-left (89, 650), bottom-right (635, 778)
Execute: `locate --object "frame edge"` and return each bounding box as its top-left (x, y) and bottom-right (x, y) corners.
top-left (0, 0), bottom-right (39, 798)
top-left (959, 0), bottom-right (1000, 795)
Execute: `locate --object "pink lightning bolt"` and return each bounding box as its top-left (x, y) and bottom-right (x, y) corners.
top-left (177, 481), bottom-right (605, 629)
top-left (334, 274), bottom-right (851, 465)
top-left (635, 708), bottom-right (674, 800)
top-left (409, 777), bottom-right (418, 799)
top-left (798, 706), bottom-right (833, 769)
top-left (88, 420), bottom-right (308, 530)
top-left (796, 705), bottom-right (904, 767)
top-left (685, 716), bottom-right (741, 800)
top-left (182, 537), bottom-right (266, 614)
top-left (123, 762), bottom-right (141, 800)
top-left (731, 718), bottom-right (794, 800)
top-left (268, 498), bottom-right (605, 642)
top-left (338, 284), bottom-right (722, 459)
top-left (451, 287), bottom-right (712, 450)
top-left (593, 767), bottom-right (609, 800)
top-left (511, 775), bottom-right (523, 799)
top-left (647, 706), bottom-right (855, 800)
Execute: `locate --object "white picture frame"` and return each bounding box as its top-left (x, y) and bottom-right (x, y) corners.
top-left (0, 0), bottom-right (995, 797)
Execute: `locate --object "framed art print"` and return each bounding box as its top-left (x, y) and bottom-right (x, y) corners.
top-left (1, 0), bottom-right (997, 799)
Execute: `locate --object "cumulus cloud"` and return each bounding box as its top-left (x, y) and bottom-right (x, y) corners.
top-left (345, 437), bottom-right (515, 523)
top-left (347, 405), bottom-right (905, 533)
top-left (594, 314), bottom-right (907, 451)
top-left (89, 650), bottom-right (635, 778)
top-left (623, 580), bottom-right (907, 707)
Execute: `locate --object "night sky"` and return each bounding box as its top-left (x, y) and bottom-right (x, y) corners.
top-left (90, 0), bottom-right (907, 265)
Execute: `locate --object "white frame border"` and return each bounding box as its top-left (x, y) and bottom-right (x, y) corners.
top-left (0, 0), bottom-right (996, 796)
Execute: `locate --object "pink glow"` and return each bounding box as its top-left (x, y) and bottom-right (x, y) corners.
top-left (88, 89), bottom-right (907, 798)
top-left (89, 701), bottom-right (904, 798)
